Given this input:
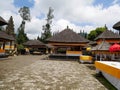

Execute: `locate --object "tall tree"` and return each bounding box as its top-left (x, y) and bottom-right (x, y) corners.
top-left (16, 6), bottom-right (31, 54)
top-left (87, 26), bottom-right (106, 41)
top-left (16, 6), bottom-right (31, 44)
top-left (6, 16), bottom-right (15, 36)
top-left (19, 6), bottom-right (31, 21)
top-left (40, 7), bottom-right (54, 43)
top-left (17, 27), bottom-right (28, 44)
top-left (53, 30), bottom-right (59, 36)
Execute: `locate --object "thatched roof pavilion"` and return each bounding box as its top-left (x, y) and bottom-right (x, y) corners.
top-left (0, 31), bottom-right (15, 50)
top-left (92, 29), bottom-right (120, 61)
top-left (0, 16), bottom-right (8, 26)
top-left (23, 40), bottom-right (54, 54)
top-left (91, 41), bottom-right (112, 61)
top-left (0, 17), bottom-right (15, 50)
top-left (47, 27), bottom-right (89, 54)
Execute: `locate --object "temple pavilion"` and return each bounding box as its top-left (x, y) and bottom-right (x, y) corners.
top-left (0, 16), bottom-right (15, 56)
top-left (0, 17), bottom-right (15, 50)
top-left (47, 27), bottom-right (89, 55)
top-left (92, 29), bottom-right (120, 61)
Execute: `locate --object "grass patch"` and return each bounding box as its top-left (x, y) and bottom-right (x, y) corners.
top-left (93, 73), bottom-right (117, 90)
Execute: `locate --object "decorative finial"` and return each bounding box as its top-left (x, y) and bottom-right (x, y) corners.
top-left (67, 25), bottom-right (69, 29)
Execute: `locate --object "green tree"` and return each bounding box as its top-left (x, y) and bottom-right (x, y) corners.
top-left (16, 6), bottom-right (31, 53)
top-left (79, 30), bottom-right (88, 38)
top-left (53, 30), bottom-right (59, 36)
top-left (40, 7), bottom-right (54, 43)
top-left (17, 25), bottom-right (29, 54)
top-left (17, 27), bottom-right (28, 44)
top-left (16, 6), bottom-right (31, 44)
top-left (87, 30), bottom-right (97, 41)
top-left (19, 6), bottom-right (31, 21)
top-left (87, 26), bottom-right (106, 41)
top-left (6, 16), bottom-right (15, 36)
top-left (37, 36), bottom-right (40, 41)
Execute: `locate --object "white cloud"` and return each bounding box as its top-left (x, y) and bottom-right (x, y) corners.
top-left (0, 0), bottom-right (15, 14)
top-left (32, 0), bottom-right (120, 27)
top-left (25, 17), bottom-right (46, 39)
top-left (52, 19), bottom-right (96, 34)
top-left (1, 0), bottom-right (120, 39)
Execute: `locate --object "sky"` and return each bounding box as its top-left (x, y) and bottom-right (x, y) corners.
top-left (1, 0), bottom-right (120, 39)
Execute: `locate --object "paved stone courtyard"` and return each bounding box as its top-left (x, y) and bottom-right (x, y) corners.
top-left (0, 55), bottom-right (107, 90)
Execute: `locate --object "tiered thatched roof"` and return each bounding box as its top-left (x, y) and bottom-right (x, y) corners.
top-left (92, 41), bottom-right (111, 51)
top-left (0, 31), bottom-right (15, 41)
top-left (0, 17), bottom-right (14, 41)
top-left (23, 40), bottom-right (47, 48)
top-left (23, 40), bottom-right (45, 48)
top-left (24, 40), bottom-right (55, 48)
top-left (95, 30), bottom-right (120, 40)
top-left (47, 28), bottom-right (89, 43)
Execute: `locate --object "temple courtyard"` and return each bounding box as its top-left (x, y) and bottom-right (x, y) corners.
top-left (0, 55), bottom-right (109, 90)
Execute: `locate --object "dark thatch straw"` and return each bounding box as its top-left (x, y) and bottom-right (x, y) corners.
top-left (0, 31), bottom-right (15, 41)
top-left (95, 30), bottom-right (120, 40)
top-left (0, 16), bottom-right (8, 26)
top-left (47, 28), bottom-right (89, 43)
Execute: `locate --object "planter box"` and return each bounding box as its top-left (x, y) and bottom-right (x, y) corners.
top-left (95, 61), bottom-right (120, 90)
top-left (79, 55), bottom-right (93, 63)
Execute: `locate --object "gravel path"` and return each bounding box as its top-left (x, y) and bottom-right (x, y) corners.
top-left (0, 55), bottom-right (107, 90)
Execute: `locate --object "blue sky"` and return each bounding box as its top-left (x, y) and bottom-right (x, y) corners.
top-left (94, 0), bottom-right (113, 7)
top-left (14, 0), bottom-right (35, 7)
top-left (13, 0), bottom-right (118, 8)
top-left (1, 0), bottom-right (120, 39)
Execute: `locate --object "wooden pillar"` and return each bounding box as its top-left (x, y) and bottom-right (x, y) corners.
top-left (3, 41), bottom-right (5, 50)
top-left (46, 48), bottom-right (48, 54)
top-left (50, 48), bottom-right (53, 54)
top-left (10, 41), bottom-right (12, 50)
top-left (51, 48), bottom-right (54, 54)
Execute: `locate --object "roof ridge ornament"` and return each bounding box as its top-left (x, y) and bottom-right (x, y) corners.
top-left (67, 25), bottom-right (69, 29)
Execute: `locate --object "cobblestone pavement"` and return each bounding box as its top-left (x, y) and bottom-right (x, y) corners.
top-left (0, 55), bottom-right (107, 90)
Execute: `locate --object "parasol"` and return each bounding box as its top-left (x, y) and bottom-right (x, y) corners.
top-left (109, 43), bottom-right (120, 52)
